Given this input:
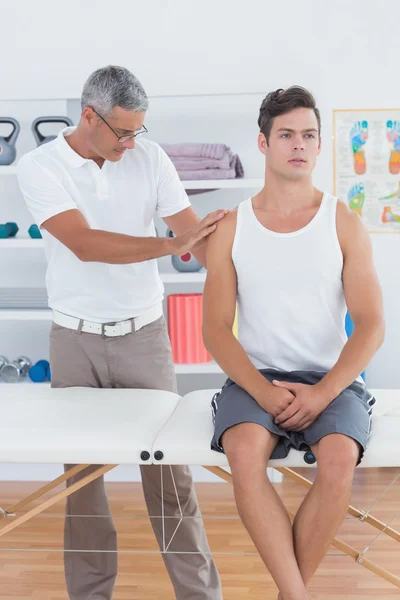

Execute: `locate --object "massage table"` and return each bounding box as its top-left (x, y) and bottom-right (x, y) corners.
top-left (0, 385), bottom-right (399, 588)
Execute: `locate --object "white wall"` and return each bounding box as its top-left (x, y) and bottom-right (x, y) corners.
top-left (0, 0), bottom-right (399, 481)
top-left (1, 0), bottom-right (398, 101)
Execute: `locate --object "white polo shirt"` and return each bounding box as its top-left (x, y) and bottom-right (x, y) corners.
top-left (17, 127), bottom-right (191, 322)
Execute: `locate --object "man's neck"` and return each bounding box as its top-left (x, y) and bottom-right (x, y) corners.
top-left (65, 125), bottom-right (105, 168)
top-left (256, 172), bottom-right (319, 213)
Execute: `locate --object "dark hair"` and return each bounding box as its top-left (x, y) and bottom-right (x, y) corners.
top-left (258, 86), bottom-right (321, 143)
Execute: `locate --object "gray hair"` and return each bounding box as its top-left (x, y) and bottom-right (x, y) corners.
top-left (81, 65), bottom-right (148, 115)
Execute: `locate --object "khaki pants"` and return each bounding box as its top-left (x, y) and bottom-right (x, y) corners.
top-left (50, 316), bottom-right (222, 600)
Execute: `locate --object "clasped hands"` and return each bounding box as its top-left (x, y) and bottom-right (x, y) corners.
top-left (261, 380), bottom-right (330, 432)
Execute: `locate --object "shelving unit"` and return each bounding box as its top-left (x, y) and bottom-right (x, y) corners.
top-left (0, 308), bottom-right (223, 375)
top-left (0, 359), bottom-right (222, 383)
top-left (0, 359), bottom-right (222, 384)
top-left (0, 262), bottom-right (205, 282)
top-left (1, 145), bottom-right (262, 376)
top-left (0, 164), bottom-right (263, 188)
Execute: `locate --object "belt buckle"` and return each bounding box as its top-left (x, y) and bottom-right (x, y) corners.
top-left (101, 321), bottom-right (117, 337)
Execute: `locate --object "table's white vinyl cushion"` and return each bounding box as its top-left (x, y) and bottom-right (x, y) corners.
top-left (0, 386), bottom-right (180, 464)
top-left (153, 389), bottom-right (400, 468)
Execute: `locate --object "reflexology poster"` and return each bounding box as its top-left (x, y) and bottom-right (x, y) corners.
top-left (333, 109), bottom-right (400, 232)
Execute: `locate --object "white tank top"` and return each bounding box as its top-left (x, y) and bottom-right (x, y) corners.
top-left (232, 193), bottom-right (348, 373)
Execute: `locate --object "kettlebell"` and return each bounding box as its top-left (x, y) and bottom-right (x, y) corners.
top-left (32, 116), bottom-right (73, 146)
top-left (0, 118), bottom-right (20, 165)
top-left (166, 229), bottom-right (202, 273)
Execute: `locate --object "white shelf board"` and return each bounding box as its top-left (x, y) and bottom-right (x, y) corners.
top-left (0, 309), bottom-right (52, 320)
top-left (0, 166), bottom-right (18, 175)
top-left (161, 271), bottom-right (206, 283)
top-left (182, 178), bottom-right (262, 189)
top-left (0, 166), bottom-right (263, 189)
top-left (0, 238), bottom-right (44, 248)
top-left (0, 380), bottom-right (50, 386)
top-left (174, 361), bottom-right (222, 374)
top-left (0, 362), bottom-right (222, 379)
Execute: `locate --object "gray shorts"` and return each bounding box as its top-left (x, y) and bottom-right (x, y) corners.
top-left (211, 369), bottom-right (376, 465)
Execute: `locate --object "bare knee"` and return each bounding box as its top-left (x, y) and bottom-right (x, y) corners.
top-left (222, 423), bottom-right (278, 479)
top-left (313, 434), bottom-right (359, 491)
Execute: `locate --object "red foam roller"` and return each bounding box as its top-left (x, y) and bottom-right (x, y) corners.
top-left (168, 293), bottom-right (211, 364)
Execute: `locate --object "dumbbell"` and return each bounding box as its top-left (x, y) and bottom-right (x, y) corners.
top-left (29, 359), bottom-right (51, 382)
top-left (0, 356), bottom-right (32, 383)
top-left (0, 356), bottom-right (9, 372)
top-left (0, 222), bottom-right (19, 239)
top-left (28, 224), bottom-right (42, 239)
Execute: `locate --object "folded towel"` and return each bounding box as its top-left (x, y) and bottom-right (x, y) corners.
top-left (178, 153), bottom-right (244, 179)
top-left (161, 143), bottom-right (229, 160)
top-left (177, 168), bottom-right (238, 180)
top-left (162, 144), bottom-right (244, 179)
top-left (170, 155), bottom-right (232, 170)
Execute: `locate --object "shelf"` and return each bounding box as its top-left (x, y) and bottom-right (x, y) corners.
top-left (0, 310), bottom-right (52, 320)
top-left (182, 178), bottom-right (262, 189)
top-left (161, 271), bottom-right (206, 283)
top-left (0, 380), bottom-right (50, 385)
top-left (0, 166), bottom-right (18, 175)
top-left (174, 361), bottom-right (222, 374)
top-left (0, 166), bottom-right (262, 189)
top-left (0, 265), bottom-right (204, 284)
top-left (0, 238), bottom-right (44, 248)
top-left (0, 363), bottom-right (222, 380)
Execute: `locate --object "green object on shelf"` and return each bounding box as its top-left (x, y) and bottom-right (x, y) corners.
top-left (28, 224), bottom-right (42, 239)
top-left (0, 222), bottom-right (19, 238)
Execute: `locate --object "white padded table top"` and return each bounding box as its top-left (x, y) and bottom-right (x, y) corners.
top-left (152, 389), bottom-right (400, 468)
top-left (0, 385), bottom-right (180, 464)
top-left (0, 386), bottom-right (398, 467)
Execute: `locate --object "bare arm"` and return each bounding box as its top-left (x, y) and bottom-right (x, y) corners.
top-left (42, 208), bottom-right (225, 264)
top-left (317, 202), bottom-right (385, 400)
top-left (202, 211), bottom-right (292, 412)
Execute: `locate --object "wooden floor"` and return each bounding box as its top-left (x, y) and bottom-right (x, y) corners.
top-left (0, 468), bottom-right (399, 599)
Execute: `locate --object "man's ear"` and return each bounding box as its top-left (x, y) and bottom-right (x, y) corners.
top-left (82, 107), bottom-right (94, 126)
top-left (258, 132), bottom-right (268, 155)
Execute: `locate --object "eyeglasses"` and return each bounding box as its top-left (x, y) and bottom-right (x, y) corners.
top-left (91, 108), bottom-right (148, 143)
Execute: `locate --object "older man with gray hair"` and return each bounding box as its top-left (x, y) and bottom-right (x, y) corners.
top-left (17, 65), bottom-right (225, 600)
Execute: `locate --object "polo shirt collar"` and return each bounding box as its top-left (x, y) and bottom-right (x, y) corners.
top-left (56, 126), bottom-right (89, 168)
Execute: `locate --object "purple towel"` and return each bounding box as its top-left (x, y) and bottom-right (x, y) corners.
top-left (178, 154), bottom-right (244, 179)
top-left (178, 168), bottom-right (239, 180)
top-left (161, 143), bottom-right (244, 179)
top-left (161, 143), bottom-right (229, 160)
top-left (171, 155), bottom-right (231, 170)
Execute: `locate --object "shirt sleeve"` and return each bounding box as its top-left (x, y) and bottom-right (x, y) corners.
top-left (155, 145), bottom-right (191, 218)
top-left (17, 155), bottom-right (78, 227)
